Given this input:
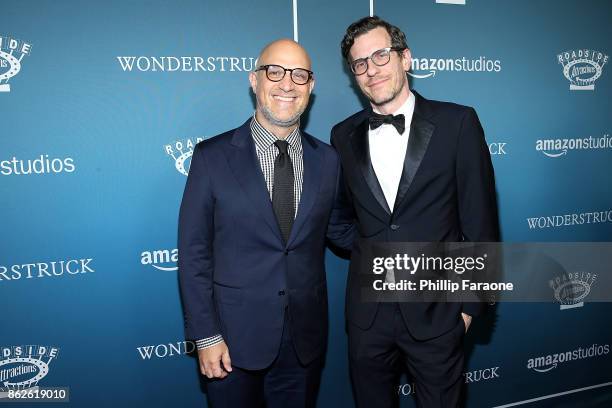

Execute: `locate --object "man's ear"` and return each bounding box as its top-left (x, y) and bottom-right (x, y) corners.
top-left (401, 48), bottom-right (412, 72)
top-left (308, 77), bottom-right (315, 94)
top-left (249, 71), bottom-right (257, 93)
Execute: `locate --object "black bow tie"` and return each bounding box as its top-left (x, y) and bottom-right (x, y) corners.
top-left (368, 112), bottom-right (406, 134)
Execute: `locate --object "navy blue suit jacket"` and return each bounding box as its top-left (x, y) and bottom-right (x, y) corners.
top-left (178, 119), bottom-right (353, 370)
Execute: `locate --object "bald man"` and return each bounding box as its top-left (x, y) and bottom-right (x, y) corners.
top-left (178, 39), bottom-right (354, 407)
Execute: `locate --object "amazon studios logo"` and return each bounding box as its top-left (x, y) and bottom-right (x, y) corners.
top-left (536, 134), bottom-right (612, 157)
top-left (1, 155), bottom-right (75, 176)
top-left (558, 49), bottom-right (608, 90)
top-left (527, 344), bottom-right (609, 373)
top-left (0, 345), bottom-right (59, 397)
top-left (0, 35), bottom-right (32, 92)
top-left (164, 137), bottom-right (204, 176)
top-left (141, 248), bottom-right (178, 271)
top-left (409, 56), bottom-right (501, 79)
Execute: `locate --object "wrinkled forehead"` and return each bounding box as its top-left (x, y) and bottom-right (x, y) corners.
top-left (349, 27), bottom-right (392, 60)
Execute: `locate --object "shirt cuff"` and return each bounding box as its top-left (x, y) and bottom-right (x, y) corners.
top-left (195, 335), bottom-right (224, 350)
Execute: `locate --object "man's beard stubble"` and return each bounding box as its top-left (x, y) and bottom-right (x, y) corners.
top-left (259, 97), bottom-right (303, 128)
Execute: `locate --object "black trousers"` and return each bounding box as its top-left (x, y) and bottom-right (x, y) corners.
top-left (348, 303), bottom-right (465, 408)
top-left (206, 312), bottom-right (323, 408)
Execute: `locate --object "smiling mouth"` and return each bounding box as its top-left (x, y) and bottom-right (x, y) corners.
top-left (273, 95), bottom-right (297, 102)
top-left (367, 77), bottom-right (389, 88)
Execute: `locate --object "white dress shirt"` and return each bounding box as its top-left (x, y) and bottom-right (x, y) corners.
top-left (368, 91), bottom-right (416, 211)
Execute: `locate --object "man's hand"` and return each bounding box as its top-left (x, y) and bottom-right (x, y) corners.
top-left (198, 341), bottom-right (232, 379)
top-left (461, 313), bottom-right (472, 333)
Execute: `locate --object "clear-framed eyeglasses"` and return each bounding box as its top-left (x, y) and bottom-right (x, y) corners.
top-left (349, 47), bottom-right (405, 75)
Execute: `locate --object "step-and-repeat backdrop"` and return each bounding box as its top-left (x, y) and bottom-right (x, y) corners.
top-left (1, 0), bottom-right (611, 406)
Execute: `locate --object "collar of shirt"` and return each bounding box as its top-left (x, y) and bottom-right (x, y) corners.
top-left (370, 91), bottom-right (416, 136)
top-left (368, 91), bottom-right (416, 210)
top-left (250, 114), bottom-right (302, 156)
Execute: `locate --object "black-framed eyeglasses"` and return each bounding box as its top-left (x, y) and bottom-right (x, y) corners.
top-left (349, 47), bottom-right (405, 75)
top-left (255, 64), bottom-right (313, 85)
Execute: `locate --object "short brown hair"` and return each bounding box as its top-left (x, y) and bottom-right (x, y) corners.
top-left (341, 16), bottom-right (409, 61)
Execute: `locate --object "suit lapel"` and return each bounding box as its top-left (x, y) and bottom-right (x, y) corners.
top-left (350, 117), bottom-right (392, 217)
top-left (225, 120), bottom-right (282, 242)
top-left (392, 93), bottom-right (435, 212)
top-left (286, 133), bottom-right (321, 247)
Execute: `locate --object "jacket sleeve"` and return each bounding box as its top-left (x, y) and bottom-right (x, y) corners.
top-left (178, 143), bottom-right (220, 340)
top-left (326, 132), bottom-right (356, 252)
top-left (455, 107), bottom-right (500, 317)
top-left (456, 107), bottom-right (500, 243)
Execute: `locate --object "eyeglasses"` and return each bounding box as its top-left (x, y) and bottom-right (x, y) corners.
top-left (255, 64), bottom-right (313, 85)
top-left (349, 47), bottom-right (405, 75)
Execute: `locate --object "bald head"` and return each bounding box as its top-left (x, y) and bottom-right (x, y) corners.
top-left (257, 39), bottom-right (312, 70)
top-left (249, 39), bottom-right (315, 138)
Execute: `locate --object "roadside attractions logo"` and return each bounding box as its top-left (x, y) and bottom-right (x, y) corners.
top-left (0, 346), bottom-right (59, 397)
top-left (0, 35), bottom-right (32, 92)
top-left (558, 49), bottom-right (608, 90)
top-left (550, 272), bottom-right (597, 310)
top-left (164, 137), bottom-right (204, 176)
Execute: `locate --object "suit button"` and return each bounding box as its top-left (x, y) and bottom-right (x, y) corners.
top-left (284, 250), bottom-right (289, 255)
top-left (278, 290), bottom-right (286, 296)
top-left (390, 224), bottom-right (400, 230)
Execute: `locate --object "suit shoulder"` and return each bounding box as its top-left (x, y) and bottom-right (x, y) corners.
top-left (425, 98), bottom-right (476, 120)
top-left (331, 109), bottom-right (369, 141)
top-left (302, 131), bottom-right (338, 160)
top-left (194, 128), bottom-right (236, 153)
top-left (302, 131), bottom-right (329, 147)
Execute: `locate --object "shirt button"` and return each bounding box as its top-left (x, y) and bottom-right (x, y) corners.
top-left (278, 290), bottom-right (286, 296)
top-left (390, 224), bottom-right (400, 230)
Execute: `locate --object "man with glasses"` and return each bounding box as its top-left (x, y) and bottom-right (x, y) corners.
top-left (179, 39), bottom-right (353, 407)
top-left (331, 16), bottom-right (499, 407)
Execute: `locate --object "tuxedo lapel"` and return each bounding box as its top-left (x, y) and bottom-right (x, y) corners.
top-left (286, 133), bottom-right (321, 247)
top-left (393, 93), bottom-right (435, 212)
top-left (350, 117), bottom-right (392, 218)
top-left (225, 120), bottom-right (282, 242)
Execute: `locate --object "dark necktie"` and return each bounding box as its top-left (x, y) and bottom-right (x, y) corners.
top-left (272, 140), bottom-right (295, 244)
top-left (368, 112), bottom-right (406, 134)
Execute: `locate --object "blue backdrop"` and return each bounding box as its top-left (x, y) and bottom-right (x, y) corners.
top-left (1, 0), bottom-right (611, 407)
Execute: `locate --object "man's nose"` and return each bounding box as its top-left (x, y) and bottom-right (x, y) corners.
top-left (278, 72), bottom-right (295, 91)
top-left (366, 60), bottom-right (380, 77)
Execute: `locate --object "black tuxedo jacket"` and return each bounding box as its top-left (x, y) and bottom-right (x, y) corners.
top-left (331, 91), bottom-right (499, 340)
